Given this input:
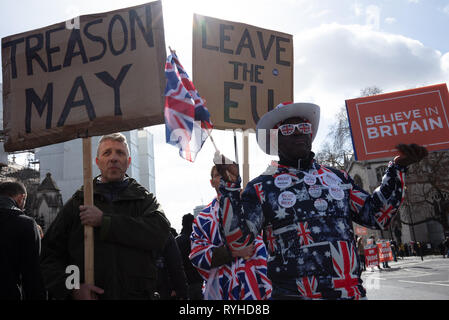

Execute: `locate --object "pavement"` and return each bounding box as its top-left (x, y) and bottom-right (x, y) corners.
top-left (361, 254), bottom-right (447, 274)
top-left (361, 255), bottom-right (449, 299)
top-left (375, 254), bottom-right (446, 268)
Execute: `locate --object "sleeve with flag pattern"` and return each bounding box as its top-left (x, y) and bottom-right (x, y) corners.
top-left (217, 178), bottom-right (264, 253)
top-left (348, 160), bottom-right (406, 230)
top-left (189, 205), bottom-right (232, 280)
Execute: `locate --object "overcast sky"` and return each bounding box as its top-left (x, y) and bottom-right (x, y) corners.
top-left (2, 0), bottom-right (449, 232)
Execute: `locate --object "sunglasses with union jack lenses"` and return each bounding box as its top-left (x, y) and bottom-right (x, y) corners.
top-left (278, 123), bottom-right (312, 136)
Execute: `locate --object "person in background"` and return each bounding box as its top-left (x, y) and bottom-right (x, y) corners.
top-left (155, 231), bottom-right (188, 300)
top-left (176, 213), bottom-right (204, 300)
top-left (390, 239), bottom-right (398, 262)
top-left (443, 236), bottom-right (449, 258)
top-left (356, 236), bottom-right (366, 272)
top-left (0, 181), bottom-right (46, 300)
top-left (378, 239), bottom-right (391, 269)
top-left (417, 242), bottom-right (424, 261)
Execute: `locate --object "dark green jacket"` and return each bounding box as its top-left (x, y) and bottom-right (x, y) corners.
top-left (40, 177), bottom-right (170, 300)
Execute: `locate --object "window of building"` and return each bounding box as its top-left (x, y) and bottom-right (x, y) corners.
top-left (376, 166), bottom-right (388, 183)
top-left (353, 174), bottom-right (363, 189)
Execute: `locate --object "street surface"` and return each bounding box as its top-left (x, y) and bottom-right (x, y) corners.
top-left (362, 255), bottom-right (449, 300)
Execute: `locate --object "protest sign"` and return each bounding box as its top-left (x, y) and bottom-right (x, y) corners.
top-left (355, 225), bottom-right (368, 236)
top-left (377, 241), bottom-right (393, 263)
top-left (192, 14), bottom-right (293, 130)
top-left (2, 0), bottom-right (166, 285)
top-left (2, 1), bottom-right (166, 152)
top-left (346, 83), bottom-right (449, 161)
top-left (364, 246), bottom-right (379, 268)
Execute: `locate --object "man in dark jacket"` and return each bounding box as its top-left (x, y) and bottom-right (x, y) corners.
top-left (176, 213), bottom-right (204, 300)
top-left (0, 181), bottom-right (46, 300)
top-left (40, 133), bottom-right (170, 300)
top-left (156, 231), bottom-right (188, 300)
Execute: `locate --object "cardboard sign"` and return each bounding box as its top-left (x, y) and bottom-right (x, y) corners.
top-left (364, 246), bottom-right (379, 268)
top-left (346, 84), bottom-right (449, 161)
top-left (192, 14), bottom-right (293, 130)
top-left (377, 242), bottom-right (393, 263)
top-left (2, 1), bottom-right (166, 152)
top-left (355, 225), bottom-right (368, 236)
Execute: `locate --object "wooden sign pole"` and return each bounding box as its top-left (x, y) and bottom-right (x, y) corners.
top-left (82, 137), bottom-right (94, 285)
top-left (242, 131), bottom-right (249, 189)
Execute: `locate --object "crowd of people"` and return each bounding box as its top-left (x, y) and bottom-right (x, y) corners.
top-left (0, 102), bottom-right (435, 300)
top-left (354, 234), bottom-right (449, 273)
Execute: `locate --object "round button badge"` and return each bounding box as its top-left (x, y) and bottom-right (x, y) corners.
top-left (278, 191), bottom-right (296, 208)
top-left (303, 174), bottom-right (316, 186)
top-left (322, 173), bottom-right (340, 187)
top-left (314, 198), bottom-right (328, 212)
top-left (329, 186), bottom-right (345, 200)
top-left (274, 174), bottom-right (292, 189)
top-left (308, 185), bottom-right (322, 198)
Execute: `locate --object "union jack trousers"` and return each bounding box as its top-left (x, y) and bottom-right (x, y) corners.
top-left (190, 198), bottom-right (272, 300)
top-left (217, 158), bottom-right (406, 299)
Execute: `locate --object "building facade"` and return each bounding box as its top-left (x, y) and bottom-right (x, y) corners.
top-left (32, 172), bottom-right (63, 232)
top-left (345, 152), bottom-right (449, 250)
top-left (345, 157), bottom-right (389, 241)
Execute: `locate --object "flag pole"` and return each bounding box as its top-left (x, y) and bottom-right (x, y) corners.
top-left (204, 123), bottom-right (219, 153)
top-left (82, 137), bottom-right (94, 285)
top-left (233, 129), bottom-right (239, 164)
top-left (242, 131), bottom-right (249, 188)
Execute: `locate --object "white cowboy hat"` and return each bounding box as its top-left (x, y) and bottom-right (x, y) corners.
top-left (256, 102), bottom-right (320, 155)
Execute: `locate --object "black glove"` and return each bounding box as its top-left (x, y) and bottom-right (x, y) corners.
top-left (394, 143), bottom-right (428, 167)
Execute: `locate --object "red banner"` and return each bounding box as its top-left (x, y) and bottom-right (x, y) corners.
top-left (364, 246), bottom-right (379, 268)
top-left (377, 242), bottom-right (393, 263)
top-left (346, 83), bottom-right (449, 160)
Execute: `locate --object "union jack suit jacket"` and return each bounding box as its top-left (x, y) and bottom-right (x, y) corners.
top-left (218, 160), bottom-right (406, 300)
top-left (189, 198), bottom-right (272, 300)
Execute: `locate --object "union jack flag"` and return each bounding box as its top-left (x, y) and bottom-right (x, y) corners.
top-left (164, 49), bottom-right (213, 162)
top-left (296, 276), bottom-right (322, 299)
top-left (376, 204), bottom-right (396, 228)
top-left (297, 222), bottom-right (314, 246)
top-left (235, 240), bottom-right (272, 300)
top-left (254, 182), bottom-right (265, 204)
top-left (264, 225), bottom-right (276, 253)
top-left (189, 200), bottom-right (220, 279)
top-left (190, 198), bottom-right (271, 300)
top-left (331, 241), bottom-right (361, 299)
top-left (349, 189), bottom-right (368, 214)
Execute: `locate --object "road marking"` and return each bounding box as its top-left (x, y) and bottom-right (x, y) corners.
top-left (379, 269), bottom-right (434, 279)
top-left (398, 280), bottom-right (449, 287)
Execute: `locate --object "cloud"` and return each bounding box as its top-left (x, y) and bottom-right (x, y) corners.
top-left (295, 23), bottom-right (448, 97)
top-left (384, 17), bottom-right (397, 24)
top-left (311, 9), bottom-right (330, 19)
top-left (293, 23), bottom-right (449, 144)
top-left (352, 2), bottom-right (363, 17)
top-left (443, 4), bottom-right (449, 15)
top-left (365, 5), bottom-right (381, 30)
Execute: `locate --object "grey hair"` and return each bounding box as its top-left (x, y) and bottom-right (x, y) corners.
top-left (97, 133), bottom-right (130, 157)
